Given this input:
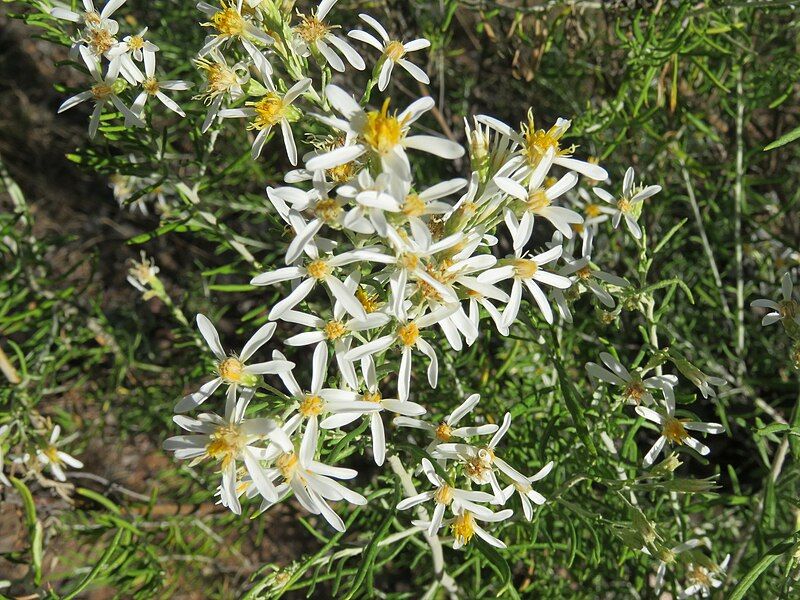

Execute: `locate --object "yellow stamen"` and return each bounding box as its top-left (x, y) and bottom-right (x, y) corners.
top-left (87, 27), bottom-right (117, 55)
top-left (662, 416), bottom-right (690, 445)
top-left (451, 512), bottom-right (476, 546)
top-left (363, 98), bottom-right (404, 154)
top-left (435, 422), bottom-right (453, 442)
top-left (624, 380), bottom-right (645, 404)
top-left (364, 390), bottom-right (382, 403)
top-left (513, 259), bottom-right (538, 279)
top-left (384, 40), bottom-right (406, 61)
top-left (276, 452), bottom-right (299, 482)
top-left (397, 322), bottom-right (419, 347)
top-left (91, 83), bottom-right (114, 101)
top-left (209, 3), bottom-right (245, 37)
top-left (403, 193), bottom-right (426, 218)
top-left (195, 58), bottom-right (239, 103)
top-left (299, 394), bottom-right (324, 417)
top-left (143, 77), bottom-right (160, 96)
top-left (585, 203), bottom-right (602, 218)
top-left (128, 35), bottom-right (144, 51)
top-left (295, 14), bottom-right (329, 43)
top-left (218, 357), bottom-right (245, 383)
top-left (248, 92), bottom-right (285, 130)
top-left (206, 423), bottom-right (246, 469)
top-left (526, 188), bottom-right (550, 211)
top-left (434, 484), bottom-right (454, 505)
top-left (315, 198), bottom-right (342, 224)
top-left (323, 320), bottom-right (347, 340)
top-left (356, 288), bottom-right (381, 313)
top-left (306, 259), bottom-right (329, 280)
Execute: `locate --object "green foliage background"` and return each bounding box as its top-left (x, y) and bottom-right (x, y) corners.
top-left (1, 0), bottom-right (799, 598)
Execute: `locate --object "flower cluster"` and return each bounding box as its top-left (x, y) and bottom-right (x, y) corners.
top-left (51, 0), bottom-right (191, 137)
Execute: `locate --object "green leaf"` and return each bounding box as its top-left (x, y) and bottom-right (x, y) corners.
top-left (474, 537), bottom-right (517, 598)
top-left (764, 125), bottom-right (800, 151)
top-left (10, 477), bottom-right (42, 586)
top-left (728, 538), bottom-right (797, 600)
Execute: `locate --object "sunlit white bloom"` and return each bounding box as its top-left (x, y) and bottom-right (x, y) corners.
top-left (398, 458), bottom-right (495, 535)
top-left (306, 85), bottom-right (463, 181)
top-left (499, 460), bottom-right (553, 521)
top-left (586, 352), bottom-right (673, 406)
top-left (109, 26), bottom-right (158, 62)
top-left (175, 314), bottom-right (294, 413)
top-left (273, 343), bottom-right (377, 434)
top-left (348, 14), bottom-right (430, 90)
top-left (593, 167), bottom-right (661, 240)
top-left (321, 358), bottom-right (426, 465)
top-left (395, 393), bottom-right (498, 452)
top-left (751, 272), bottom-right (798, 327)
top-left (434, 412), bottom-right (532, 503)
top-left (263, 418), bottom-right (367, 531)
top-left (35, 425), bottom-right (84, 482)
top-left (58, 46), bottom-right (144, 138)
top-left (335, 170), bottom-right (405, 236)
top-left (164, 391), bottom-right (291, 514)
top-left (446, 505), bottom-right (514, 549)
top-left (647, 539), bottom-right (703, 594)
top-left (194, 50), bottom-right (249, 132)
top-left (635, 391), bottom-right (724, 467)
top-left (495, 147), bottom-right (582, 243)
top-left (478, 227), bottom-right (570, 326)
top-left (126, 250), bottom-right (159, 295)
top-left (197, 0), bottom-right (273, 69)
top-left (551, 232), bottom-right (629, 322)
top-left (293, 0), bottom-right (365, 72)
top-left (129, 52), bottom-right (191, 121)
top-left (345, 305), bottom-right (457, 400)
top-left (51, 0), bottom-right (125, 57)
top-left (679, 554), bottom-right (730, 599)
top-left (219, 67), bottom-right (311, 162)
top-left (477, 113), bottom-right (608, 182)
top-left (251, 247), bottom-right (379, 320)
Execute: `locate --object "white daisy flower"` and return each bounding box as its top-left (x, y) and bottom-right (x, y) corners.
top-left (648, 539), bottom-right (703, 594)
top-left (494, 147), bottom-right (583, 243)
top-left (335, 170), bottom-right (405, 236)
top-left (51, 0), bottom-right (125, 57)
top-left (293, 0), bottom-right (365, 72)
top-left (129, 51), bottom-right (192, 121)
top-left (585, 352), bottom-right (673, 406)
top-left (109, 27), bottom-right (158, 62)
top-left (478, 227), bottom-right (570, 326)
top-left (272, 343), bottom-right (378, 435)
top-left (175, 314), bottom-right (294, 413)
top-left (218, 66), bottom-right (311, 162)
top-left (498, 460), bottom-right (554, 521)
top-left (434, 412), bottom-right (534, 503)
top-left (194, 50), bottom-right (249, 132)
top-left (397, 458), bottom-right (495, 536)
top-left (306, 85), bottom-right (463, 181)
top-left (348, 14), bottom-right (430, 90)
top-left (751, 272), bottom-right (798, 327)
top-left (250, 247), bottom-right (380, 320)
top-left (58, 46), bottom-right (144, 138)
top-left (635, 392), bottom-right (724, 467)
top-left (197, 0), bottom-right (273, 69)
top-left (394, 393), bottom-right (498, 453)
top-left (164, 391), bottom-right (291, 514)
top-left (477, 112), bottom-right (608, 182)
top-left (36, 425), bottom-right (84, 482)
top-left (263, 417), bottom-right (367, 532)
top-left (321, 357), bottom-right (426, 466)
top-left (344, 305), bottom-right (457, 401)
top-left (679, 554), bottom-right (730, 599)
top-left (593, 167), bottom-right (661, 240)
top-left (447, 505), bottom-right (514, 549)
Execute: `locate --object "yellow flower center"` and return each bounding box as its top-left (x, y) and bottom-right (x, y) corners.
top-left (363, 99), bottom-right (404, 154)
top-left (128, 35), bottom-right (144, 51)
top-left (356, 288), bottom-right (381, 313)
top-left (44, 446), bottom-right (61, 464)
top-left (403, 193), bottom-right (426, 218)
top-left (513, 259), bottom-right (539, 279)
top-left (324, 320), bottom-right (347, 340)
top-left (397, 322), bottom-right (419, 347)
top-left (299, 394), bottom-right (325, 417)
top-left (248, 92), bottom-right (286, 130)
top-left (315, 198), bottom-right (342, 224)
top-left (276, 452), bottom-right (299, 482)
top-left (384, 40), bottom-right (406, 61)
top-left (195, 58), bottom-right (239, 102)
top-left (520, 115), bottom-right (574, 167)
top-left (398, 252), bottom-right (420, 271)
top-left (129, 261), bottom-right (156, 286)
top-left (210, 4), bottom-right (245, 37)
top-left (616, 197), bottom-right (632, 214)
top-left (435, 422), bottom-right (453, 442)
top-left (206, 423), bottom-right (246, 469)
top-left (306, 259), bottom-right (329, 280)
top-left (143, 76), bottom-right (160, 96)
top-left (686, 565), bottom-right (712, 587)
top-left (218, 357), bottom-right (245, 383)
top-left (295, 14), bottom-right (329, 43)
top-left (91, 83), bottom-right (114, 101)
top-left (585, 203), bottom-right (602, 218)
top-left (465, 455), bottom-right (491, 481)
top-left (87, 27), bottom-right (117, 55)
top-left (577, 266), bottom-right (592, 280)
top-left (451, 512), bottom-right (476, 546)
top-left (364, 390), bottom-right (382, 403)
top-left (327, 162), bottom-right (356, 183)
top-left (571, 223), bottom-right (585, 234)
top-left (662, 416), bottom-right (690, 445)
top-left (624, 380), bottom-right (645, 404)
top-left (527, 189), bottom-right (550, 211)
top-left (434, 484), bottom-right (454, 505)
